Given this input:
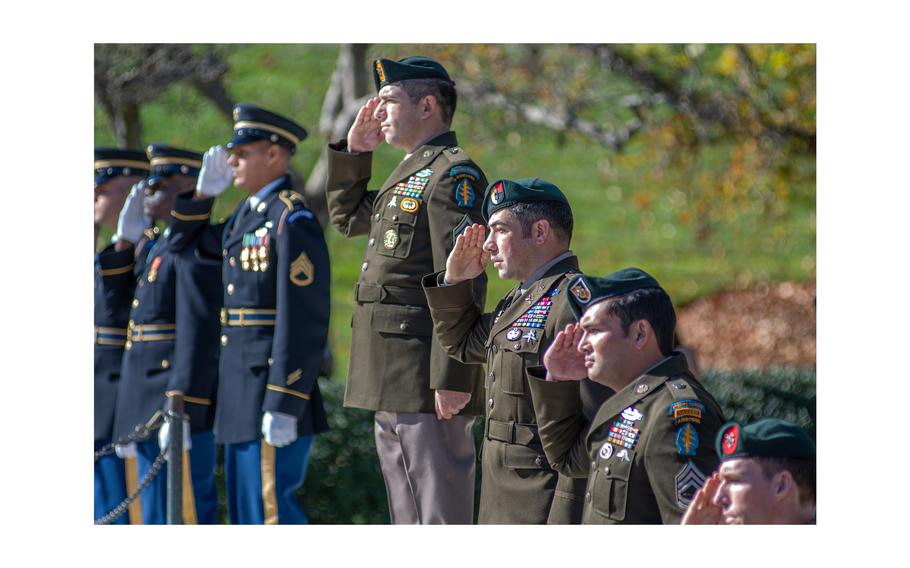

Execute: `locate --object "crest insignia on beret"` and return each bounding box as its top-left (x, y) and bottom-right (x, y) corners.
top-left (722, 424), bottom-right (739, 455)
top-left (490, 182), bottom-right (504, 205)
top-left (570, 279), bottom-right (592, 303)
top-left (376, 60), bottom-right (386, 83)
top-left (233, 107), bottom-right (240, 121)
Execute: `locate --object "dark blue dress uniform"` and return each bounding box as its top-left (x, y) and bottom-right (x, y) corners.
top-left (94, 148), bottom-right (149, 524)
top-left (106, 145), bottom-right (221, 524)
top-left (189, 103), bottom-right (331, 524)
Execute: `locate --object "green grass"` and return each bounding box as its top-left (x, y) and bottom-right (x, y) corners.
top-left (95, 44), bottom-right (815, 383)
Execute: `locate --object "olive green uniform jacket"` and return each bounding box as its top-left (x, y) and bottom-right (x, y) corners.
top-left (422, 255), bottom-right (613, 524)
top-left (527, 353), bottom-right (725, 524)
top-left (325, 132), bottom-right (488, 415)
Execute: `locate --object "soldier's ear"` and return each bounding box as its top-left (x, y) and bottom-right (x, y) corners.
top-left (531, 218), bottom-right (551, 244)
top-left (419, 94), bottom-right (438, 120)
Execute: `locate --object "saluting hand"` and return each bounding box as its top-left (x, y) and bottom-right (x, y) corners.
top-left (114, 181), bottom-right (150, 245)
top-left (543, 323), bottom-right (588, 382)
top-left (347, 96), bottom-right (384, 153)
top-left (196, 145), bottom-right (233, 197)
top-left (444, 224), bottom-right (490, 285)
top-left (681, 471), bottom-right (724, 524)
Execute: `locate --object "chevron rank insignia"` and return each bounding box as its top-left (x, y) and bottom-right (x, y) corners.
top-left (675, 460), bottom-right (708, 509)
top-left (289, 252), bottom-right (314, 287)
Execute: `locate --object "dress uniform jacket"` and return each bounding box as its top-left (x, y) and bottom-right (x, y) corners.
top-left (95, 247), bottom-right (138, 443)
top-left (325, 131), bottom-right (487, 415)
top-left (527, 352), bottom-right (725, 524)
top-left (186, 176), bottom-right (331, 445)
top-left (422, 255), bottom-right (612, 524)
top-left (109, 204), bottom-right (222, 442)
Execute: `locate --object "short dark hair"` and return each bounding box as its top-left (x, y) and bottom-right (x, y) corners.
top-left (757, 457), bottom-right (816, 508)
top-left (508, 201), bottom-right (574, 244)
top-left (397, 78), bottom-right (457, 126)
top-left (604, 288), bottom-right (677, 356)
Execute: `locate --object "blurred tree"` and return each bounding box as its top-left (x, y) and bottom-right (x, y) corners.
top-left (95, 44), bottom-right (231, 147)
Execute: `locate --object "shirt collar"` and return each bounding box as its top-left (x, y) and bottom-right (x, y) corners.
top-left (248, 176), bottom-right (286, 210)
top-left (519, 250), bottom-right (574, 294)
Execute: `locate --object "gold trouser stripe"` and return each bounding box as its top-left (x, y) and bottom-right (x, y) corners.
top-left (182, 450), bottom-right (198, 524)
top-left (183, 395), bottom-right (212, 406)
top-left (171, 210), bottom-right (211, 222)
top-left (125, 457), bottom-right (143, 524)
top-left (150, 157), bottom-right (202, 168)
top-left (261, 442), bottom-right (279, 525)
top-left (95, 159), bottom-right (150, 170)
top-left (99, 264), bottom-right (135, 276)
top-left (266, 384), bottom-right (310, 400)
top-left (234, 121), bottom-right (301, 145)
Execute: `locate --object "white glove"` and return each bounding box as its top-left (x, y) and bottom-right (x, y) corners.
top-left (114, 442), bottom-right (137, 459)
top-left (158, 420), bottom-right (192, 457)
top-left (196, 145), bottom-right (233, 197)
top-left (261, 411), bottom-right (298, 448)
top-left (114, 181), bottom-right (150, 244)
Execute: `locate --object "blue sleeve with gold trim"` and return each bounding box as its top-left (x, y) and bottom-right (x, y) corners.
top-left (261, 207), bottom-right (331, 420)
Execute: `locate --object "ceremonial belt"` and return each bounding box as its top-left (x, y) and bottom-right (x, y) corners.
top-left (221, 308), bottom-right (277, 326)
top-left (94, 326), bottom-right (127, 347)
top-left (486, 418), bottom-right (540, 446)
top-left (355, 283), bottom-right (428, 306)
top-left (128, 323), bottom-right (176, 343)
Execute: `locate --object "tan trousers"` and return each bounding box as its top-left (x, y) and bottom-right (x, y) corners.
top-left (374, 411), bottom-right (476, 524)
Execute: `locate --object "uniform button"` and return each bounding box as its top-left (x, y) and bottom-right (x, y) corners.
top-left (161, 359), bottom-right (170, 369)
top-left (488, 398), bottom-right (494, 409)
top-left (227, 283), bottom-right (235, 295)
top-left (392, 215), bottom-right (399, 222)
top-left (374, 213), bottom-right (380, 221)
top-left (361, 262), bottom-right (369, 272)
top-left (132, 299), bottom-right (139, 308)
top-left (229, 257), bottom-right (236, 267)
top-left (534, 455), bottom-right (544, 467)
top-left (488, 371), bottom-right (495, 382)
top-left (267, 357), bottom-right (274, 366)
top-left (491, 345), bottom-right (498, 353)
top-left (222, 249), bottom-right (228, 257)
top-left (399, 322), bottom-right (408, 331)
top-left (514, 343), bottom-right (521, 350)
top-left (591, 460), bottom-right (597, 469)
top-left (585, 492), bottom-right (592, 503)
top-left (221, 335), bottom-right (228, 346)
top-left (368, 238), bottom-right (375, 247)
top-left (604, 466), bottom-right (611, 475)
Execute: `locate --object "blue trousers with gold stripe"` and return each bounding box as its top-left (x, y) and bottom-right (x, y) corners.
top-left (94, 442), bottom-right (128, 524)
top-left (135, 431), bottom-right (218, 524)
top-left (224, 436), bottom-right (314, 524)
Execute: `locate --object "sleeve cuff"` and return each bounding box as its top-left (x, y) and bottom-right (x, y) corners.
top-left (97, 243), bottom-right (135, 275)
top-left (422, 271), bottom-right (475, 309)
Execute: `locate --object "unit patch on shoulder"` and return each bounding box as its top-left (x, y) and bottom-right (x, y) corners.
top-left (455, 179), bottom-right (475, 207)
top-left (570, 279), bottom-right (592, 303)
top-left (675, 423), bottom-right (699, 456)
top-left (668, 399), bottom-right (705, 426)
top-left (675, 461), bottom-right (708, 509)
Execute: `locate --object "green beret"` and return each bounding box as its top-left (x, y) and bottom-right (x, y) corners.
top-left (481, 177), bottom-right (569, 222)
top-left (372, 56), bottom-right (453, 91)
top-left (717, 419), bottom-right (816, 461)
top-left (566, 268), bottom-right (662, 319)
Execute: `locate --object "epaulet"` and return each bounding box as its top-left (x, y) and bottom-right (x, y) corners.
top-left (665, 374), bottom-right (701, 401)
top-left (278, 189), bottom-right (307, 210)
top-left (442, 146), bottom-right (471, 163)
top-left (277, 190), bottom-right (314, 235)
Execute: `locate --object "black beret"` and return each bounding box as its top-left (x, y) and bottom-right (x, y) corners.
top-left (228, 103), bottom-right (307, 153)
top-left (145, 144), bottom-right (203, 185)
top-left (717, 419), bottom-right (816, 461)
top-left (94, 147), bottom-right (149, 187)
top-left (567, 268), bottom-right (663, 319)
top-left (372, 56), bottom-right (453, 91)
top-left (481, 177), bottom-right (569, 223)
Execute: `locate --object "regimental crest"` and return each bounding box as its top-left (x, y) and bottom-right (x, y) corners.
top-left (675, 461), bottom-right (708, 509)
top-left (289, 252), bottom-right (315, 287)
top-left (375, 60), bottom-right (386, 83)
top-left (383, 229), bottom-right (399, 249)
top-left (506, 328), bottom-right (522, 341)
top-left (490, 181), bottom-right (504, 205)
top-left (675, 423), bottom-right (699, 456)
top-left (721, 424), bottom-right (739, 455)
top-left (599, 442), bottom-right (613, 460)
top-left (570, 279), bottom-right (592, 303)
